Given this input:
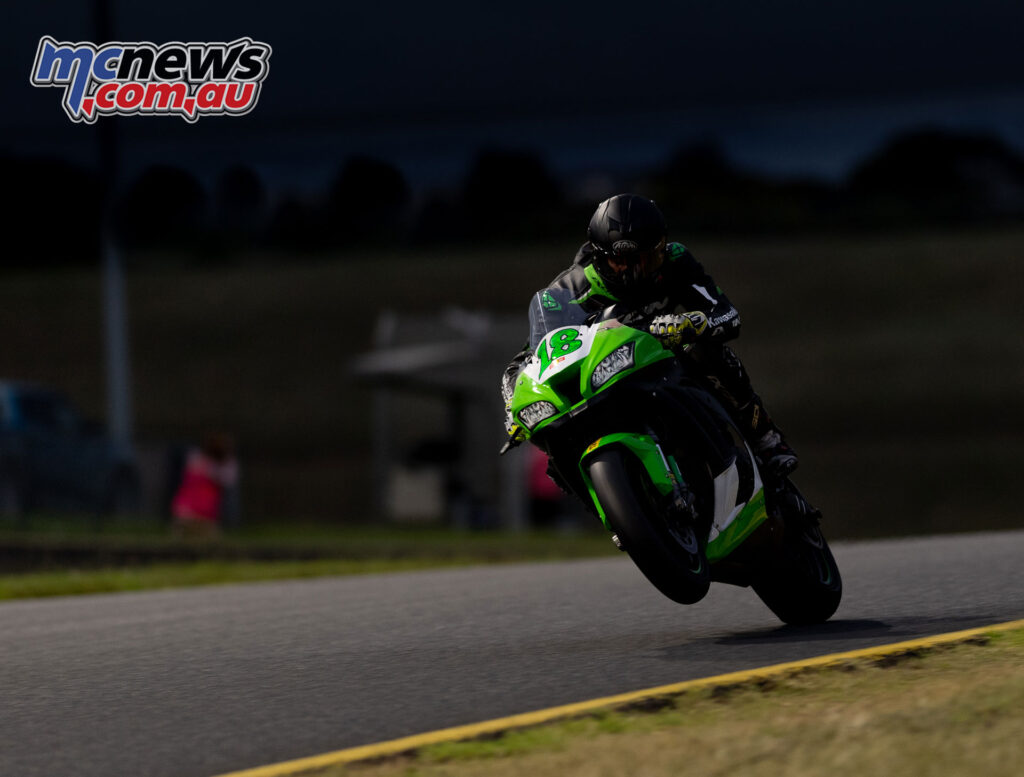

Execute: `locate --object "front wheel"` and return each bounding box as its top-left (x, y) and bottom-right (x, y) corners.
top-left (586, 447), bottom-right (711, 605)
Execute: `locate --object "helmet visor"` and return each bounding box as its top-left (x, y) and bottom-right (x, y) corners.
top-left (603, 238), bottom-right (666, 282)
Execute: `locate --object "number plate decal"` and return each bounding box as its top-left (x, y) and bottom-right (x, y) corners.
top-left (524, 325), bottom-right (597, 383)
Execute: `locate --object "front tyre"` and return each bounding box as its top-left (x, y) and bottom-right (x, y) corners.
top-left (586, 447), bottom-right (711, 605)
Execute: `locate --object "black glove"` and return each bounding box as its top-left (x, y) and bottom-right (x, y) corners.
top-left (649, 312), bottom-right (709, 348)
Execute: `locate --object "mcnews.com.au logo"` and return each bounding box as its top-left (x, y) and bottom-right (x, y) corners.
top-left (30, 36), bottom-right (272, 123)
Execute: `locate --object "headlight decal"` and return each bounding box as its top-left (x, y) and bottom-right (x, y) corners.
top-left (518, 401), bottom-right (558, 430)
top-left (590, 342), bottom-right (636, 390)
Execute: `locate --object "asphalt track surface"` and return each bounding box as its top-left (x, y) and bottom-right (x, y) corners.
top-left (1, 530), bottom-right (1022, 777)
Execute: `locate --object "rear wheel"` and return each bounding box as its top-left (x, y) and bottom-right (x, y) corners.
top-left (586, 447), bottom-right (711, 605)
top-left (751, 515), bottom-right (842, 625)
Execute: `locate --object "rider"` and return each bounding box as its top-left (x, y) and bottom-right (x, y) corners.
top-left (501, 193), bottom-right (798, 479)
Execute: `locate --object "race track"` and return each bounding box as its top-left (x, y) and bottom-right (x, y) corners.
top-left (1, 529), bottom-right (1022, 777)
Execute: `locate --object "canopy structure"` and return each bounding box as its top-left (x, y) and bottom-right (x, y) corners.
top-left (352, 308), bottom-right (530, 528)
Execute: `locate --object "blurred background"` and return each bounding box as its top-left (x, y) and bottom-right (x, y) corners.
top-left (2, 1), bottom-right (1023, 545)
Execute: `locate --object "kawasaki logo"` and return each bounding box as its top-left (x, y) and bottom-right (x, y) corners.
top-left (541, 291), bottom-right (562, 310)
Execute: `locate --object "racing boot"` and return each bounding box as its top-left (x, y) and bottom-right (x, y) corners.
top-left (754, 427), bottom-right (799, 478)
top-left (738, 396), bottom-right (799, 478)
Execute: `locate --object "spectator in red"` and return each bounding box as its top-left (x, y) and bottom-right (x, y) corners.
top-left (171, 433), bottom-right (238, 536)
top-left (528, 446), bottom-right (566, 526)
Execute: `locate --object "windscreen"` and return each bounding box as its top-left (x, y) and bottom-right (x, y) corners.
top-left (527, 289), bottom-right (589, 350)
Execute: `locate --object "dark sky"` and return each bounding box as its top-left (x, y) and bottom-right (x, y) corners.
top-left (4, 1), bottom-right (1024, 189)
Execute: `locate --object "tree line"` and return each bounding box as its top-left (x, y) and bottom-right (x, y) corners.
top-left (6, 127), bottom-right (1024, 267)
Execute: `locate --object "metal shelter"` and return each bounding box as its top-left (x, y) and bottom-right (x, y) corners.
top-left (351, 308), bottom-right (532, 528)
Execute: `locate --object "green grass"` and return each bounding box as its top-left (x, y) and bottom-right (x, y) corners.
top-left (0, 515), bottom-right (616, 556)
top-left (0, 558), bottom-right (485, 600)
top-left (324, 626), bottom-right (1024, 777)
top-left (0, 520), bottom-right (619, 598)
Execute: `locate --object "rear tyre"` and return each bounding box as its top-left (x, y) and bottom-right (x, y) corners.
top-left (586, 447), bottom-right (711, 605)
top-left (751, 516), bottom-right (842, 625)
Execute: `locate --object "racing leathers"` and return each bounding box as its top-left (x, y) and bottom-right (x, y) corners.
top-left (501, 241), bottom-right (798, 477)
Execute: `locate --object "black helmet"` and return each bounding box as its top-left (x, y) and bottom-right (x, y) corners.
top-left (587, 194), bottom-right (667, 290)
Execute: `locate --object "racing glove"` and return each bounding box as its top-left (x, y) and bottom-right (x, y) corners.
top-left (501, 353), bottom-right (532, 449)
top-left (505, 415), bottom-right (526, 443)
top-left (501, 409), bottom-right (527, 453)
top-left (649, 312), bottom-right (709, 348)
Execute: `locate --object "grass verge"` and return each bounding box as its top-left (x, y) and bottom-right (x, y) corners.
top-left (0, 522), bottom-right (618, 599)
top-left (0, 558), bottom-right (481, 600)
top-left (313, 625), bottom-right (1024, 777)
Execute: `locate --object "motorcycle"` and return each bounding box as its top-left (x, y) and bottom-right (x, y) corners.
top-left (502, 288), bottom-right (841, 624)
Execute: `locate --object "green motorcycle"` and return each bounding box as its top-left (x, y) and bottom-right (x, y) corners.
top-left (503, 288), bottom-right (841, 624)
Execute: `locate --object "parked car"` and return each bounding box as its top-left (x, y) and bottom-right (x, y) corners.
top-left (0, 382), bottom-right (139, 517)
